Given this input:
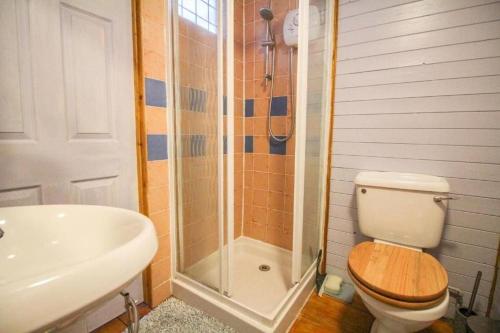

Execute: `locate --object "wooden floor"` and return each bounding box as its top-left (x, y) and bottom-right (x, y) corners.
top-left (290, 293), bottom-right (453, 333)
top-left (94, 294), bottom-right (452, 333)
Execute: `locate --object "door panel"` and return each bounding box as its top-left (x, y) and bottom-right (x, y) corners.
top-left (0, 0), bottom-right (140, 331)
top-left (0, 0), bottom-right (137, 209)
top-left (0, 186), bottom-right (43, 207)
top-left (0, 0), bottom-right (36, 141)
top-left (70, 176), bottom-right (119, 206)
top-left (61, 4), bottom-right (115, 140)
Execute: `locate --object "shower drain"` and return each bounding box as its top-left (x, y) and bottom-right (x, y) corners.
top-left (259, 264), bottom-right (271, 272)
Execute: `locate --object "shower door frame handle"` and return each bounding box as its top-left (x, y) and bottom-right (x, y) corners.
top-left (292, 0), bottom-right (311, 284)
top-left (220, 0), bottom-right (235, 298)
top-left (166, 0), bottom-right (183, 276)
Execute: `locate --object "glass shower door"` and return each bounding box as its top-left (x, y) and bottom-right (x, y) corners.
top-left (169, 0), bottom-right (234, 297)
top-left (292, 0), bottom-right (334, 281)
top-left (170, 0), bottom-right (225, 293)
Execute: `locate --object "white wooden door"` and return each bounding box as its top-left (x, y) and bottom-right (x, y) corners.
top-left (0, 0), bottom-right (141, 330)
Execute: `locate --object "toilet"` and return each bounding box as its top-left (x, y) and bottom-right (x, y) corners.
top-left (348, 172), bottom-right (451, 333)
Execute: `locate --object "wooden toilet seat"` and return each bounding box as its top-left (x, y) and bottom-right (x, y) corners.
top-left (347, 241), bottom-right (448, 310)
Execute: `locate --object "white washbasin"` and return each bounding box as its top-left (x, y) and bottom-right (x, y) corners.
top-left (0, 205), bottom-right (158, 332)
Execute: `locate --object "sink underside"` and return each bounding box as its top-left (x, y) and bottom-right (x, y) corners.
top-left (0, 205), bottom-right (158, 333)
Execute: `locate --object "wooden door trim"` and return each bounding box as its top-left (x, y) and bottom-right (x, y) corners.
top-left (321, 0), bottom-right (339, 274)
top-left (131, 0), bottom-right (152, 306)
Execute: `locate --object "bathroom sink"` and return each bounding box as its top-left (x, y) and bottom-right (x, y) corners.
top-left (0, 205), bottom-right (158, 332)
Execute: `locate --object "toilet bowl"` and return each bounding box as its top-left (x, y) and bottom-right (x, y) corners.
top-left (353, 281), bottom-right (449, 333)
top-left (349, 172), bottom-right (452, 332)
top-left (347, 241), bottom-right (449, 333)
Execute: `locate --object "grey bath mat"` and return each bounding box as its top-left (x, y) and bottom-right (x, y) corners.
top-left (130, 297), bottom-right (236, 333)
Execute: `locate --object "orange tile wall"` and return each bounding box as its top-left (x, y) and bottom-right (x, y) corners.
top-left (136, 0), bottom-right (171, 307)
top-left (242, 0), bottom-right (297, 250)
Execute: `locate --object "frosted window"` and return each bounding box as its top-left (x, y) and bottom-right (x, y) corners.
top-left (208, 6), bottom-right (216, 24)
top-left (179, 0), bottom-right (217, 33)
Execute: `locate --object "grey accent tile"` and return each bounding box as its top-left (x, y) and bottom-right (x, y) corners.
top-left (270, 96), bottom-right (287, 116)
top-left (245, 136), bottom-right (253, 153)
top-left (145, 78), bottom-right (167, 107)
top-left (245, 99), bottom-right (254, 117)
top-left (269, 136), bottom-right (286, 155)
top-left (147, 135), bottom-right (168, 160)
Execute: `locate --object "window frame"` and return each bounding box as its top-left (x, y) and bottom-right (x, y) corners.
top-left (178, 0), bottom-right (217, 33)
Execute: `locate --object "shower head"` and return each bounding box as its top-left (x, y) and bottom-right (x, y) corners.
top-left (259, 7), bottom-right (274, 21)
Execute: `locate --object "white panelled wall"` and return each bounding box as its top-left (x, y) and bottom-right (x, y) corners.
top-left (327, 0), bottom-right (500, 317)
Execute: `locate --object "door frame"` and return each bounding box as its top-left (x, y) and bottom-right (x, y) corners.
top-left (131, 0), bottom-right (151, 304)
top-left (164, 0), bottom-right (181, 295)
top-left (291, 0), bottom-right (311, 284)
top-left (224, 0), bottom-right (235, 297)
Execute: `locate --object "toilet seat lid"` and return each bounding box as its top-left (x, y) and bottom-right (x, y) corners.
top-left (348, 241), bottom-right (448, 302)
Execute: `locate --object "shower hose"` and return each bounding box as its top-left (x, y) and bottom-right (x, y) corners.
top-left (267, 47), bottom-right (296, 143)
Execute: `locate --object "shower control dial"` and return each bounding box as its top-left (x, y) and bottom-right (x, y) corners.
top-left (283, 6), bottom-right (321, 48)
top-left (283, 9), bottom-right (299, 47)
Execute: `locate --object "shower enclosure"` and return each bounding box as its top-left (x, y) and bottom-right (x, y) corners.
top-left (165, 0), bottom-right (335, 331)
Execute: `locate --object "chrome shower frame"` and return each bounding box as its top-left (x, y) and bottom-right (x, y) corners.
top-left (166, 0), bottom-right (336, 331)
